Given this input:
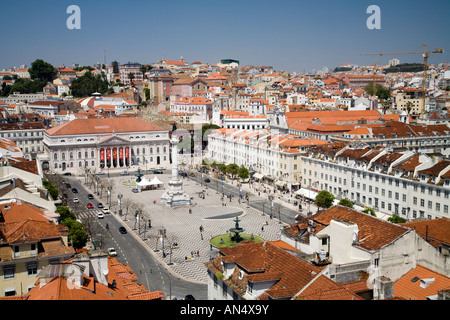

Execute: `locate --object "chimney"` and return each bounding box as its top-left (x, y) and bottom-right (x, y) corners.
top-left (374, 276), bottom-right (394, 300)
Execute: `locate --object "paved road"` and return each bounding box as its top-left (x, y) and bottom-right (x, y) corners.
top-left (60, 174), bottom-right (208, 300)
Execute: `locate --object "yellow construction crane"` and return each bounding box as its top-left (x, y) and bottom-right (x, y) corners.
top-left (361, 44), bottom-right (444, 114)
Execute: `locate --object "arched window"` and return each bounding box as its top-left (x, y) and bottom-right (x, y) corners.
top-left (91, 151), bottom-right (94, 157)
top-left (85, 151), bottom-right (88, 158)
top-left (150, 147), bottom-right (153, 154)
top-left (78, 152), bottom-right (81, 158)
top-left (54, 153), bottom-right (58, 160)
top-left (69, 152), bottom-right (73, 160)
top-left (62, 153), bottom-right (65, 160)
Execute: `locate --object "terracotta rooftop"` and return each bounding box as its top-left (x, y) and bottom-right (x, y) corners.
top-left (205, 241), bottom-right (325, 300)
top-left (308, 205), bottom-right (410, 252)
top-left (400, 218), bottom-right (450, 246)
top-left (393, 265), bottom-right (450, 300)
top-left (46, 117), bottom-right (165, 136)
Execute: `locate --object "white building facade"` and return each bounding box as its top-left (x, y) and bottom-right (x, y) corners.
top-left (43, 117), bottom-right (170, 174)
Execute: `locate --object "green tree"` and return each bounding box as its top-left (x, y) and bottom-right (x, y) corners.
top-left (338, 198), bottom-right (354, 208)
top-left (387, 214), bottom-right (406, 224)
top-left (218, 163), bottom-right (227, 174)
top-left (70, 72), bottom-right (109, 97)
top-left (314, 190), bottom-right (335, 210)
top-left (362, 207), bottom-right (376, 217)
top-left (238, 166), bottom-right (249, 181)
top-left (201, 124), bottom-right (220, 150)
top-left (226, 163), bottom-right (239, 179)
top-left (55, 206), bottom-right (76, 222)
top-left (29, 59), bottom-right (57, 82)
top-left (63, 218), bottom-right (87, 249)
top-left (128, 72), bottom-right (135, 82)
top-left (43, 179), bottom-right (59, 200)
top-left (364, 82), bottom-right (390, 100)
top-left (111, 61), bottom-right (119, 74)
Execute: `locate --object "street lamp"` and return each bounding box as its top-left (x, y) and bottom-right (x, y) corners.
top-left (117, 193), bottom-right (123, 215)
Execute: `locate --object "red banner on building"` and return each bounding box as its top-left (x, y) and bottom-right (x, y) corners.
top-left (106, 148), bottom-right (111, 160)
top-left (119, 147), bottom-right (123, 159)
top-left (113, 147), bottom-right (117, 159)
top-left (100, 148), bottom-right (104, 161)
top-left (125, 147), bottom-right (129, 158)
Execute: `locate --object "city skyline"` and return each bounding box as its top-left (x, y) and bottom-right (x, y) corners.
top-left (1, 0), bottom-right (449, 72)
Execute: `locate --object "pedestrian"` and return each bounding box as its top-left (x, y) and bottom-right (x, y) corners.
top-left (201, 233), bottom-right (203, 240)
top-left (210, 244), bottom-right (212, 251)
top-left (197, 250), bottom-right (200, 256)
top-left (189, 208), bottom-right (192, 214)
top-left (261, 225), bottom-right (264, 232)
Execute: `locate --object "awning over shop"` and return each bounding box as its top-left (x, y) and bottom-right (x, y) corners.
top-left (295, 188), bottom-right (318, 200)
top-left (253, 173), bottom-right (264, 180)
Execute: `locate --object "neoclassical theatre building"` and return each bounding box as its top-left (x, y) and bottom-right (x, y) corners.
top-left (43, 117), bottom-right (170, 173)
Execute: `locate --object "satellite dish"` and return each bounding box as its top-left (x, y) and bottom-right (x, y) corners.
top-left (352, 231), bottom-right (358, 243)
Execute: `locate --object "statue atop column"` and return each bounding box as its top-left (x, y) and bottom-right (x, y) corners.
top-left (160, 135), bottom-right (191, 207)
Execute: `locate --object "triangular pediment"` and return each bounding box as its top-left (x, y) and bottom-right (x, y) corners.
top-left (97, 135), bottom-right (129, 146)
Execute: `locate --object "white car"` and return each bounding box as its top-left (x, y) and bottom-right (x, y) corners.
top-left (102, 208), bottom-right (111, 214)
top-left (97, 212), bottom-right (105, 219)
top-left (73, 197), bottom-right (79, 203)
top-left (108, 248), bottom-right (117, 257)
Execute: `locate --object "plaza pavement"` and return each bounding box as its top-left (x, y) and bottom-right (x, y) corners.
top-left (79, 170), bottom-right (290, 284)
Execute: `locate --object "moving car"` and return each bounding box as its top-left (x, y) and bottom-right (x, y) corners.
top-left (96, 171), bottom-right (106, 175)
top-left (87, 203), bottom-right (94, 209)
top-left (153, 169), bottom-right (163, 174)
top-left (131, 188), bottom-right (139, 193)
top-left (72, 188), bottom-right (78, 193)
top-left (73, 197), bottom-right (79, 203)
top-left (97, 202), bottom-right (104, 208)
top-left (65, 183), bottom-right (71, 188)
top-left (204, 178), bottom-right (211, 183)
top-left (87, 194), bottom-right (94, 199)
top-left (63, 172), bottom-right (72, 176)
top-left (97, 212), bottom-right (105, 219)
top-left (102, 207), bottom-right (111, 214)
top-left (120, 170), bottom-right (129, 175)
top-left (119, 226), bottom-right (127, 234)
top-left (107, 248), bottom-right (117, 257)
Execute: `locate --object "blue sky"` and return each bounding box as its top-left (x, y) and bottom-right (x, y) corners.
top-left (1, 0), bottom-right (449, 73)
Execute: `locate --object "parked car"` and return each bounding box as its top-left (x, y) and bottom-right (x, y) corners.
top-left (204, 178), bottom-right (211, 183)
top-left (120, 170), bottom-right (129, 175)
top-left (87, 203), bottom-right (94, 209)
top-left (97, 212), bottom-right (105, 219)
top-left (179, 172), bottom-right (188, 177)
top-left (132, 188), bottom-right (139, 193)
top-left (73, 197), bottom-right (79, 203)
top-left (87, 194), bottom-right (94, 199)
top-left (96, 171), bottom-right (105, 175)
top-left (63, 172), bottom-right (72, 176)
top-left (119, 226), bottom-right (127, 234)
top-left (102, 208), bottom-right (111, 214)
top-left (72, 188), bottom-right (78, 193)
top-left (97, 202), bottom-right (104, 208)
top-left (107, 248), bottom-right (117, 257)
top-left (62, 193), bottom-right (68, 199)
top-left (153, 169), bottom-right (163, 174)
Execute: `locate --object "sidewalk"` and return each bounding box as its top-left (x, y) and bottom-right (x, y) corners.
top-left (77, 172), bottom-right (287, 284)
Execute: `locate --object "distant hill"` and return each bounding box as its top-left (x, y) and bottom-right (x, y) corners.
top-left (383, 63), bottom-right (424, 74)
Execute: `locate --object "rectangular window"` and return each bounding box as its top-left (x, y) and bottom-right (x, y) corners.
top-left (27, 262), bottom-right (38, 276)
top-left (3, 265), bottom-right (15, 280)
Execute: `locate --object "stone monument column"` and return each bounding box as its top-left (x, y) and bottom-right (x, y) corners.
top-left (160, 135), bottom-right (191, 207)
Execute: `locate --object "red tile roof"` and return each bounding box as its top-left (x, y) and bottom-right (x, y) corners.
top-left (394, 265), bottom-right (450, 300)
top-left (46, 117), bottom-right (165, 136)
top-left (308, 205), bottom-right (410, 251)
